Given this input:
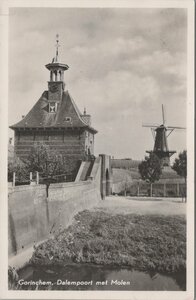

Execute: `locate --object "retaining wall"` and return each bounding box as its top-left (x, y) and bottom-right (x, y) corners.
top-left (8, 158), bottom-right (101, 257)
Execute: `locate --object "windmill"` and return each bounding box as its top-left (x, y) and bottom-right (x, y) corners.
top-left (143, 105), bottom-right (186, 166)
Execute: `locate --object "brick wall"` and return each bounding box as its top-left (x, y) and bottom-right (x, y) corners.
top-left (14, 129), bottom-right (87, 175)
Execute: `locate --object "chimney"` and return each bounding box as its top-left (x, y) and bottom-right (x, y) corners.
top-left (82, 108), bottom-right (91, 125)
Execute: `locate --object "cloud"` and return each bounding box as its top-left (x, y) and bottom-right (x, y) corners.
top-left (9, 7), bottom-right (187, 159)
top-left (69, 70), bottom-right (160, 119)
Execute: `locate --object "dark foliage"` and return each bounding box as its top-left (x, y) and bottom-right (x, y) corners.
top-left (172, 150), bottom-right (187, 179)
top-left (8, 155), bottom-right (29, 183)
top-left (172, 150), bottom-right (187, 201)
top-left (138, 153), bottom-right (162, 184)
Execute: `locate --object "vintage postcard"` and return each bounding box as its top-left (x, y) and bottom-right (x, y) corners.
top-left (0, 0), bottom-right (194, 299)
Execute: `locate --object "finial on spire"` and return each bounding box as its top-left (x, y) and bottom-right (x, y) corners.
top-left (54, 33), bottom-right (60, 62)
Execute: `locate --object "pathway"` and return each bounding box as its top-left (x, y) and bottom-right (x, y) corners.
top-left (91, 196), bottom-right (186, 216)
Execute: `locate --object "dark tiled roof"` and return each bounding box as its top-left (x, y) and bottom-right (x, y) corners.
top-left (10, 90), bottom-right (97, 133)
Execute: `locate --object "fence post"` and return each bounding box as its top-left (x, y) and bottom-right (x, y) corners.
top-left (13, 172), bottom-right (15, 187)
top-left (150, 183), bottom-right (153, 197)
top-left (163, 183), bottom-right (166, 197)
top-left (30, 172), bottom-right (32, 184)
top-left (137, 182), bottom-right (140, 197)
top-left (177, 183), bottom-right (179, 197)
top-left (36, 172), bottom-right (39, 184)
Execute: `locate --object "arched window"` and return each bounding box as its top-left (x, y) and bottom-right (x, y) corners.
top-left (54, 70), bottom-right (57, 81)
top-left (59, 70), bottom-right (61, 81)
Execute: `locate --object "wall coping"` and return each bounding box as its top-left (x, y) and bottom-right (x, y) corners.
top-left (8, 180), bottom-right (94, 194)
top-left (49, 181), bottom-right (92, 189)
top-left (8, 184), bottom-right (46, 193)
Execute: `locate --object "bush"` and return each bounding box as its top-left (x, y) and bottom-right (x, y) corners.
top-left (8, 155), bottom-right (29, 183)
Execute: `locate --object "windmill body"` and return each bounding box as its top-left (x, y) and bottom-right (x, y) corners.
top-left (143, 105), bottom-right (185, 167)
top-left (146, 125), bottom-right (176, 166)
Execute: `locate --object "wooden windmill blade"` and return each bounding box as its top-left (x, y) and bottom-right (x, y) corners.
top-left (167, 126), bottom-right (186, 129)
top-left (166, 126), bottom-right (186, 137)
top-left (162, 104), bottom-right (166, 125)
top-left (142, 123), bottom-right (160, 128)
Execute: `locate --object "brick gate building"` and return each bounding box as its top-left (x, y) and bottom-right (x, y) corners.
top-left (10, 38), bottom-right (97, 176)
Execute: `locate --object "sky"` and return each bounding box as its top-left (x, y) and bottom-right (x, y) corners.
top-left (9, 7), bottom-right (187, 161)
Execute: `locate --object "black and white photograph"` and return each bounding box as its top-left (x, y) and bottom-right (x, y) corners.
top-left (0, 1), bottom-right (194, 299)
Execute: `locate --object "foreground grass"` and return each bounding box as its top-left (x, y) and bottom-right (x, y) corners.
top-left (30, 211), bottom-right (186, 274)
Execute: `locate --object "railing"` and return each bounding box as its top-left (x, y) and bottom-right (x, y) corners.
top-left (8, 171), bottom-right (76, 186)
top-left (113, 181), bottom-right (186, 198)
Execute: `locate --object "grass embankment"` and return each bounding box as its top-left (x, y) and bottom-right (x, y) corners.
top-left (30, 211), bottom-right (186, 274)
top-left (112, 168), bottom-right (133, 183)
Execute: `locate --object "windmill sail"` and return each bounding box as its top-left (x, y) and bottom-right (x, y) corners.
top-left (162, 104), bottom-right (165, 125)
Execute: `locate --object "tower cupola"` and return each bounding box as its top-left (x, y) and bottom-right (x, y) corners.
top-left (45, 34), bottom-right (69, 102)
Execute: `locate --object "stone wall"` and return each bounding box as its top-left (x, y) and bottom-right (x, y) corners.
top-left (8, 157), bottom-right (102, 257)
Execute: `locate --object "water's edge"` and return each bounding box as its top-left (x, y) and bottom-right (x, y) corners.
top-left (17, 263), bottom-right (186, 291)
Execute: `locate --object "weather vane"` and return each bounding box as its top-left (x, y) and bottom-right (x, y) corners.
top-left (55, 33), bottom-right (60, 62)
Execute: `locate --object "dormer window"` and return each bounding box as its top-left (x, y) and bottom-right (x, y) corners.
top-left (49, 102), bottom-right (57, 113)
top-left (65, 117), bottom-right (71, 122)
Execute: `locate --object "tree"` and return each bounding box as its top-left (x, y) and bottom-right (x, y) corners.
top-left (8, 154), bottom-right (29, 183)
top-left (138, 152), bottom-right (162, 197)
top-left (172, 150), bottom-right (187, 202)
top-left (26, 142), bottom-right (67, 184)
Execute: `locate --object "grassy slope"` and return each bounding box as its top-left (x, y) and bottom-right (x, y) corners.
top-left (111, 159), bottom-right (182, 181)
top-left (113, 167), bottom-right (184, 184)
top-left (112, 169), bottom-right (133, 183)
top-left (31, 211), bottom-right (186, 274)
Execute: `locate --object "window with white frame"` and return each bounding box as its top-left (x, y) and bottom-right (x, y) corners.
top-left (49, 102), bottom-right (57, 113)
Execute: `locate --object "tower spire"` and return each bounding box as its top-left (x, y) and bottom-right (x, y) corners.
top-left (55, 33), bottom-right (60, 62)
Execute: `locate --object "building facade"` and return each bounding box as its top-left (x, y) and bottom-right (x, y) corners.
top-left (10, 39), bottom-right (97, 176)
